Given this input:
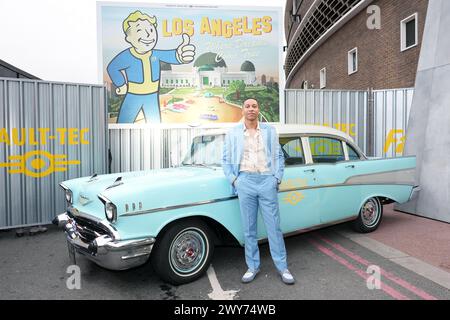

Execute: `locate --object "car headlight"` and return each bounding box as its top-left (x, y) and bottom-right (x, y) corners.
top-left (98, 194), bottom-right (117, 223)
top-left (105, 202), bottom-right (117, 222)
top-left (60, 183), bottom-right (73, 205)
top-left (65, 189), bottom-right (73, 204)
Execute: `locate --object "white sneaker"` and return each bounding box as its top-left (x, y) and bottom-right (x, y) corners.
top-left (241, 269), bottom-right (260, 283)
top-left (279, 269), bottom-right (295, 285)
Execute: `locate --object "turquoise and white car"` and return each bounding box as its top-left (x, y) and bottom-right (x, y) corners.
top-left (53, 125), bottom-right (418, 285)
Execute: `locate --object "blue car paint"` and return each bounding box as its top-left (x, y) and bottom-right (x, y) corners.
top-left (60, 155), bottom-right (415, 246)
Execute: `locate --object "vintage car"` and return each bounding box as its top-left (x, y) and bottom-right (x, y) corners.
top-left (53, 125), bottom-right (418, 285)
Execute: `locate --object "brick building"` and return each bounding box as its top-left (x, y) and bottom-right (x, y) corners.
top-left (284, 0), bottom-right (428, 90)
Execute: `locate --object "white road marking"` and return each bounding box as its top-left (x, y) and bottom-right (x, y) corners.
top-left (206, 265), bottom-right (239, 300)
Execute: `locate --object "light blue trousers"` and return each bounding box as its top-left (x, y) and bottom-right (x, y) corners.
top-left (117, 92), bottom-right (161, 123)
top-left (235, 172), bottom-right (288, 272)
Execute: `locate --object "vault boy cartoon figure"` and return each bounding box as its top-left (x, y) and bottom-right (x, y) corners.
top-left (107, 11), bottom-right (196, 123)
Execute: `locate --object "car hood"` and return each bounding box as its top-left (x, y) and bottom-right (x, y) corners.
top-left (61, 166), bottom-right (232, 221)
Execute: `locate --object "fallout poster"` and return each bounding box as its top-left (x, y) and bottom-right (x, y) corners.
top-left (97, 3), bottom-right (283, 125)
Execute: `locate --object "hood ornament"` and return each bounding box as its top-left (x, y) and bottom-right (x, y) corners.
top-left (78, 194), bottom-right (92, 206)
top-left (106, 177), bottom-right (123, 190)
top-left (88, 173), bottom-right (98, 182)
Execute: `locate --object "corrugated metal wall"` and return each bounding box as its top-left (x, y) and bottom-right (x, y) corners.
top-left (109, 126), bottom-right (228, 172)
top-left (285, 89), bottom-right (368, 154)
top-left (0, 82), bottom-right (413, 229)
top-left (373, 88), bottom-right (414, 158)
top-left (0, 78), bottom-right (108, 229)
top-left (110, 88), bottom-right (414, 172)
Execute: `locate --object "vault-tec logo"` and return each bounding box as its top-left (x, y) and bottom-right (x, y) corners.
top-left (280, 178), bottom-right (308, 206)
top-left (0, 128), bottom-right (88, 178)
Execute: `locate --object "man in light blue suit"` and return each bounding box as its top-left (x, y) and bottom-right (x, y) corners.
top-left (222, 99), bottom-right (295, 285)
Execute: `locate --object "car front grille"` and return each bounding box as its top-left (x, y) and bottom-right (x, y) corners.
top-left (67, 212), bottom-right (112, 243)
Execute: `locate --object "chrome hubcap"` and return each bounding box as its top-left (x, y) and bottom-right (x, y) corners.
top-left (361, 199), bottom-right (380, 227)
top-left (170, 229), bottom-right (206, 274)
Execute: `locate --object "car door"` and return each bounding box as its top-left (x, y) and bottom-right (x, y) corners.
top-left (307, 136), bottom-right (363, 224)
top-left (260, 135), bottom-right (320, 235)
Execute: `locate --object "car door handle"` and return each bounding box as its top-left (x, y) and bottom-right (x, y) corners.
top-left (345, 165), bottom-right (355, 169)
top-left (304, 169), bottom-right (316, 173)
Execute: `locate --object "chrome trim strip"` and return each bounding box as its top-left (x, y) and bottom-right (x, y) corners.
top-left (98, 194), bottom-right (111, 204)
top-left (343, 168), bottom-right (415, 185)
top-left (68, 206), bottom-right (102, 223)
top-left (409, 186), bottom-right (421, 202)
top-left (120, 196), bottom-right (239, 217)
top-left (279, 182), bottom-right (415, 193)
top-left (121, 251), bottom-right (153, 261)
top-left (106, 237), bottom-right (155, 251)
top-left (283, 155), bottom-right (413, 169)
top-left (121, 177), bottom-right (415, 218)
top-left (59, 182), bottom-right (69, 191)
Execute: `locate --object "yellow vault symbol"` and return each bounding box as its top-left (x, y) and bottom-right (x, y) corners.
top-left (280, 178), bottom-right (308, 206)
top-left (0, 150), bottom-right (80, 178)
top-left (283, 191), bottom-right (305, 206)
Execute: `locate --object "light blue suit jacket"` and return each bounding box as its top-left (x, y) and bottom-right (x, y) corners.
top-left (222, 122), bottom-right (285, 194)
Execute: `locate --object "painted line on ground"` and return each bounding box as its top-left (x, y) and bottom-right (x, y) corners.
top-left (315, 234), bottom-right (437, 300)
top-left (206, 265), bottom-right (239, 300)
top-left (337, 230), bottom-right (450, 291)
top-left (307, 238), bottom-right (409, 300)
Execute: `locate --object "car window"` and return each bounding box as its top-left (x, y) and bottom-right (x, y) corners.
top-left (309, 136), bottom-right (345, 164)
top-left (347, 144), bottom-right (361, 161)
top-left (280, 137), bottom-right (305, 166)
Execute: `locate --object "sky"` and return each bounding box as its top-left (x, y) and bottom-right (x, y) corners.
top-left (0, 0), bottom-right (286, 85)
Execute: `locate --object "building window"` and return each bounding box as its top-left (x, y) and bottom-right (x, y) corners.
top-left (348, 48), bottom-right (358, 75)
top-left (320, 68), bottom-right (326, 89)
top-left (401, 13), bottom-right (418, 52)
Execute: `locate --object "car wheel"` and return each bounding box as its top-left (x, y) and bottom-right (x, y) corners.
top-left (352, 197), bottom-right (383, 233)
top-left (151, 219), bottom-right (214, 285)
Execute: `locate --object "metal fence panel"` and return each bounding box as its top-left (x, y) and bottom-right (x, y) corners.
top-left (285, 89), bottom-right (368, 154)
top-left (285, 89), bottom-right (414, 158)
top-left (373, 88), bottom-right (414, 158)
top-left (111, 88), bottom-right (414, 174)
top-left (0, 78), bottom-right (108, 230)
top-left (109, 127), bottom-right (228, 172)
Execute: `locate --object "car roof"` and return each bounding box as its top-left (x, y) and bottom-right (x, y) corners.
top-left (274, 124), bottom-right (354, 142)
top-left (199, 124), bottom-right (355, 143)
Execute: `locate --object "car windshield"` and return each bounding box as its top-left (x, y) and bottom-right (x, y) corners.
top-left (182, 134), bottom-right (225, 167)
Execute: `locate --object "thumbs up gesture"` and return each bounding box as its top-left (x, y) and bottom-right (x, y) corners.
top-left (177, 33), bottom-right (196, 64)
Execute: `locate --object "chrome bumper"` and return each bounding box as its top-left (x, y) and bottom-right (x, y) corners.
top-left (53, 212), bottom-right (155, 271)
top-left (409, 186), bottom-right (421, 202)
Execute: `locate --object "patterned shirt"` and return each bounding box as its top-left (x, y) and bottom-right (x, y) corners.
top-left (239, 122), bottom-right (269, 173)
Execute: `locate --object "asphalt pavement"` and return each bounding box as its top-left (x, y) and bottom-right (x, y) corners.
top-left (1, 217), bottom-right (449, 300)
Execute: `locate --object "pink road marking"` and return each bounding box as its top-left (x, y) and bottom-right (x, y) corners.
top-left (308, 238), bottom-right (410, 300)
top-left (315, 235), bottom-right (438, 301)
